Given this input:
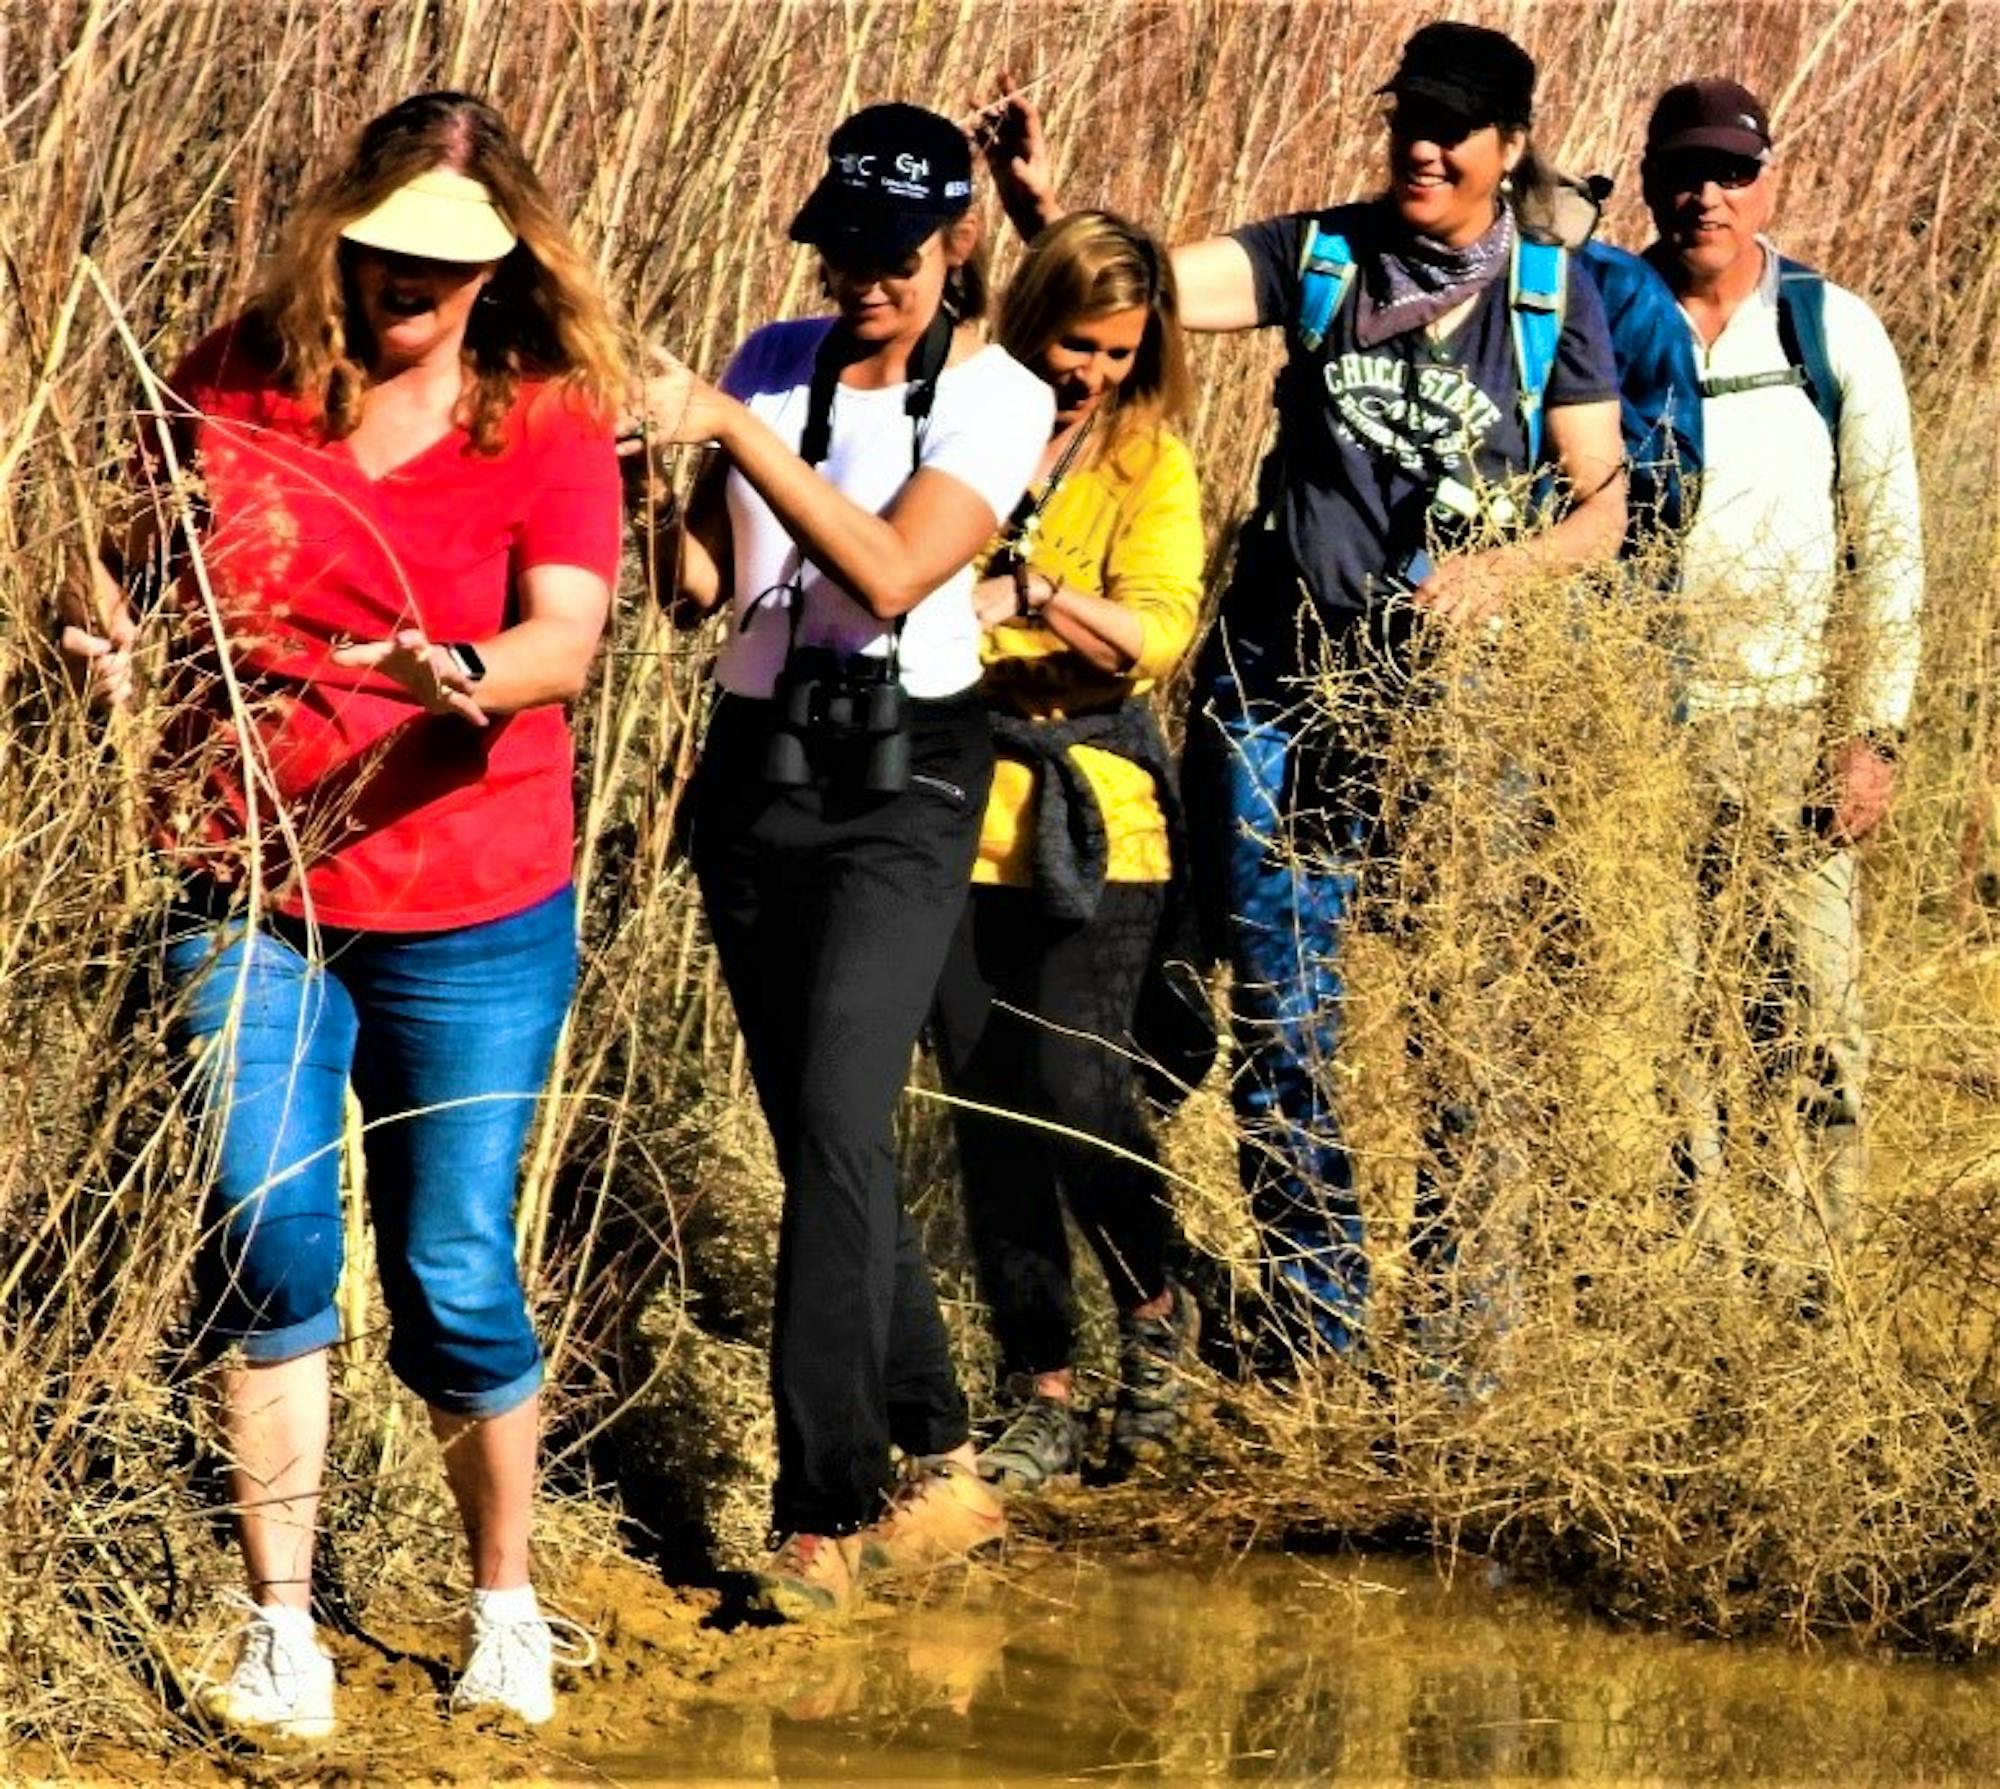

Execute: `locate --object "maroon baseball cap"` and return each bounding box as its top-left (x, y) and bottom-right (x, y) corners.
top-left (1645, 78), bottom-right (1773, 160)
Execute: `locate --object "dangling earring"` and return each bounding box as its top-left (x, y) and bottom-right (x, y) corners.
top-left (940, 267), bottom-right (967, 322)
top-left (1500, 171), bottom-right (1516, 197)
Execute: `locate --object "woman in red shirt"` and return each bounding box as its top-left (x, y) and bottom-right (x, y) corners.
top-left (61, 93), bottom-right (621, 1740)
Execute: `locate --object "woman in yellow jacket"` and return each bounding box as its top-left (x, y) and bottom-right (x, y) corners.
top-left (932, 212), bottom-right (1204, 1488)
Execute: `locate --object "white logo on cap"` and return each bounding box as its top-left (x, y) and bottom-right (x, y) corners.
top-left (835, 151), bottom-right (876, 181)
top-left (895, 152), bottom-right (930, 181)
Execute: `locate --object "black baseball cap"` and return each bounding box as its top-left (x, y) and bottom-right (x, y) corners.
top-left (1378, 22), bottom-right (1537, 129)
top-left (789, 102), bottom-right (974, 263)
top-left (1645, 78), bottom-right (1773, 161)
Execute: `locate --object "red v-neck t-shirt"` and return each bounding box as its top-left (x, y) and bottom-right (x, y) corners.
top-left (155, 320), bottom-right (621, 931)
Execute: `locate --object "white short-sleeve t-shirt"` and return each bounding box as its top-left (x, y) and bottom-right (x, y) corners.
top-left (713, 318), bottom-right (1054, 700)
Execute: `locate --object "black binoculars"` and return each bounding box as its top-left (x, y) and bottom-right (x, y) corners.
top-left (764, 646), bottom-right (911, 794)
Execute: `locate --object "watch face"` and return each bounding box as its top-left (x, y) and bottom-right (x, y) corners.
top-left (446, 642), bottom-right (487, 683)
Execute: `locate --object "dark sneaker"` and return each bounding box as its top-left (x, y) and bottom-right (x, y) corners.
top-left (976, 1395), bottom-right (1082, 1492)
top-left (858, 1458), bottom-right (1007, 1579)
top-left (751, 1532), bottom-right (863, 1621)
top-left (1108, 1279), bottom-right (1199, 1473)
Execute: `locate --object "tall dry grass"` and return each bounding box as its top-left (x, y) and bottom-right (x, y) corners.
top-left (2, 0), bottom-right (1999, 1752)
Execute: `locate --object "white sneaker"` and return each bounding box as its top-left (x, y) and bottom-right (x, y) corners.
top-left (195, 1596), bottom-right (335, 1744)
top-left (451, 1597), bottom-right (597, 1725)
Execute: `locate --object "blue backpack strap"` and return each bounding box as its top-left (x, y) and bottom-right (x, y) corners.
top-left (1577, 239), bottom-right (1703, 551)
top-left (1296, 222), bottom-right (1356, 354)
top-left (1509, 236), bottom-right (1567, 466)
top-left (1775, 255), bottom-right (1842, 446)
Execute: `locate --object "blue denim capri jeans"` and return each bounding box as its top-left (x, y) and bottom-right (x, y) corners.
top-left (163, 883), bottom-right (577, 1418)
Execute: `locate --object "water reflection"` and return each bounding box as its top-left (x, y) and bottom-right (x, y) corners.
top-left (592, 1552), bottom-right (2000, 1784)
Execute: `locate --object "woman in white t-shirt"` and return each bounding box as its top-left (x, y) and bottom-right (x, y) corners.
top-left (630, 102), bottom-right (1052, 1618)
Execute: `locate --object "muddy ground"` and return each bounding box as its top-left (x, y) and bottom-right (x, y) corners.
top-left (21, 1550), bottom-right (828, 1787)
top-left (23, 1478), bottom-right (1269, 1788)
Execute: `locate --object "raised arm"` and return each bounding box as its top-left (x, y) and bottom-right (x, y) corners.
top-left (624, 430), bottom-right (734, 628)
top-left (1169, 237), bottom-right (1264, 335)
top-left (975, 72), bottom-right (1062, 241)
top-left (976, 76), bottom-right (1260, 334)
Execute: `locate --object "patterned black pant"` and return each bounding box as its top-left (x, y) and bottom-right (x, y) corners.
top-left (932, 881), bottom-right (1173, 1378)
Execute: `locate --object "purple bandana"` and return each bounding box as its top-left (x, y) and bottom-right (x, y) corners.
top-left (1354, 206), bottom-right (1514, 348)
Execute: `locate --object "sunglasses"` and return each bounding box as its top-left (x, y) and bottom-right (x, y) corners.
top-left (819, 244), bottom-right (928, 283)
top-left (1379, 93), bottom-right (1492, 148)
top-left (1654, 152), bottom-right (1766, 193)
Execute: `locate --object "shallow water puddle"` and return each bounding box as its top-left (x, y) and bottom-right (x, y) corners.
top-left (587, 1552), bottom-right (2000, 1784)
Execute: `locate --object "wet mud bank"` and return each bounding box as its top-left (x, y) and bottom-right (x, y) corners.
top-left (52, 1539), bottom-right (2000, 1787)
top-left (584, 1549), bottom-right (2000, 1787)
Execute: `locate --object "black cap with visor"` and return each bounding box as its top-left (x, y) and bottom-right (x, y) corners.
top-left (789, 102), bottom-right (974, 265)
top-left (1378, 21), bottom-right (1537, 129)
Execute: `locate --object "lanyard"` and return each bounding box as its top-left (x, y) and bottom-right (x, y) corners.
top-left (991, 412), bottom-right (1095, 568)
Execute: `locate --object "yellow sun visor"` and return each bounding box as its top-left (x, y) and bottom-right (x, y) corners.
top-left (339, 169), bottom-right (517, 264)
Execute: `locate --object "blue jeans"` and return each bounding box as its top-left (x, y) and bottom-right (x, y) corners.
top-left (164, 884), bottom-right (576, 1417)
top-left (1186, 660), bottom-right (1369, 1351)
top-left (1187, 629), bottom-right (1539, 1359)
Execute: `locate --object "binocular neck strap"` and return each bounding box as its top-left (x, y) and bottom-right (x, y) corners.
top-left (788, 304), bottom-right (957, 663)
top-left (799, 305), bottom-right (955, 475)
top-left (899, 304), bottom-right (956, 460)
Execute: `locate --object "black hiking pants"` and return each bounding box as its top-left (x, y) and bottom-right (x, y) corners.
top-left (692, 691), bottom-right (991, 1537)
top-left (932, 880), bottom-right (1174, 1379)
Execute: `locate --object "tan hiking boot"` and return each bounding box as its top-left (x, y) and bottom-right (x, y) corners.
top-left (858, 1458), bottom-right (1007, 1579)
top-left (751, 1532), bottom-right (864, 1621)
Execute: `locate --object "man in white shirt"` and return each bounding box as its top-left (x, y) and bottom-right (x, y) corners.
top-left (1640, 78), bottom-right (1924, 1297)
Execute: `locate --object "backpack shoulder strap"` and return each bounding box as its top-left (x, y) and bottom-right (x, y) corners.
top-left (1775, 255), bottom-right (1842, 444)
top-left (1509, 236), bottom-right (1567, 465)
top-left (1296, 221), bottom-right (1357, 354)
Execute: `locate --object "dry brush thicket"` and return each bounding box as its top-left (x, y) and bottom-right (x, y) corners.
top-left (2, 0), bottom-right (1999, 1752)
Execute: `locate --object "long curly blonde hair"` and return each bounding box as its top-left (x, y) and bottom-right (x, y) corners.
top-left (996, 210), bottom-right (1191, 469)
top-left (253, 91), bottom-right (624, 452)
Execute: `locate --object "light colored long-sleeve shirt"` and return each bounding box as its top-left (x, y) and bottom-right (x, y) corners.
top-left (1678, 240), bottom-right (1924, 734)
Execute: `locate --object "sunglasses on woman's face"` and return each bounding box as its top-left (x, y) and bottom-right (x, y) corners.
top-left (820, 245), bottom-right (927, 284)
top-left (1380, 93), bottom-right (1488, 148)
top-left (1655, 152), bottom-right (1766, 194)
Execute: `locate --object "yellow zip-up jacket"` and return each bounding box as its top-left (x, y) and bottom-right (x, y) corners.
top-left (975, 428), bottom-right (1204, 888)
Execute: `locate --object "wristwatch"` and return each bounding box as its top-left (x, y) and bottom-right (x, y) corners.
top-left (443, 642), bottom-right (487, 684)
top-left (1010, 561), bottom-right (1037, 620)
top-left (1011, 564), bottom-right (1055, 619)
